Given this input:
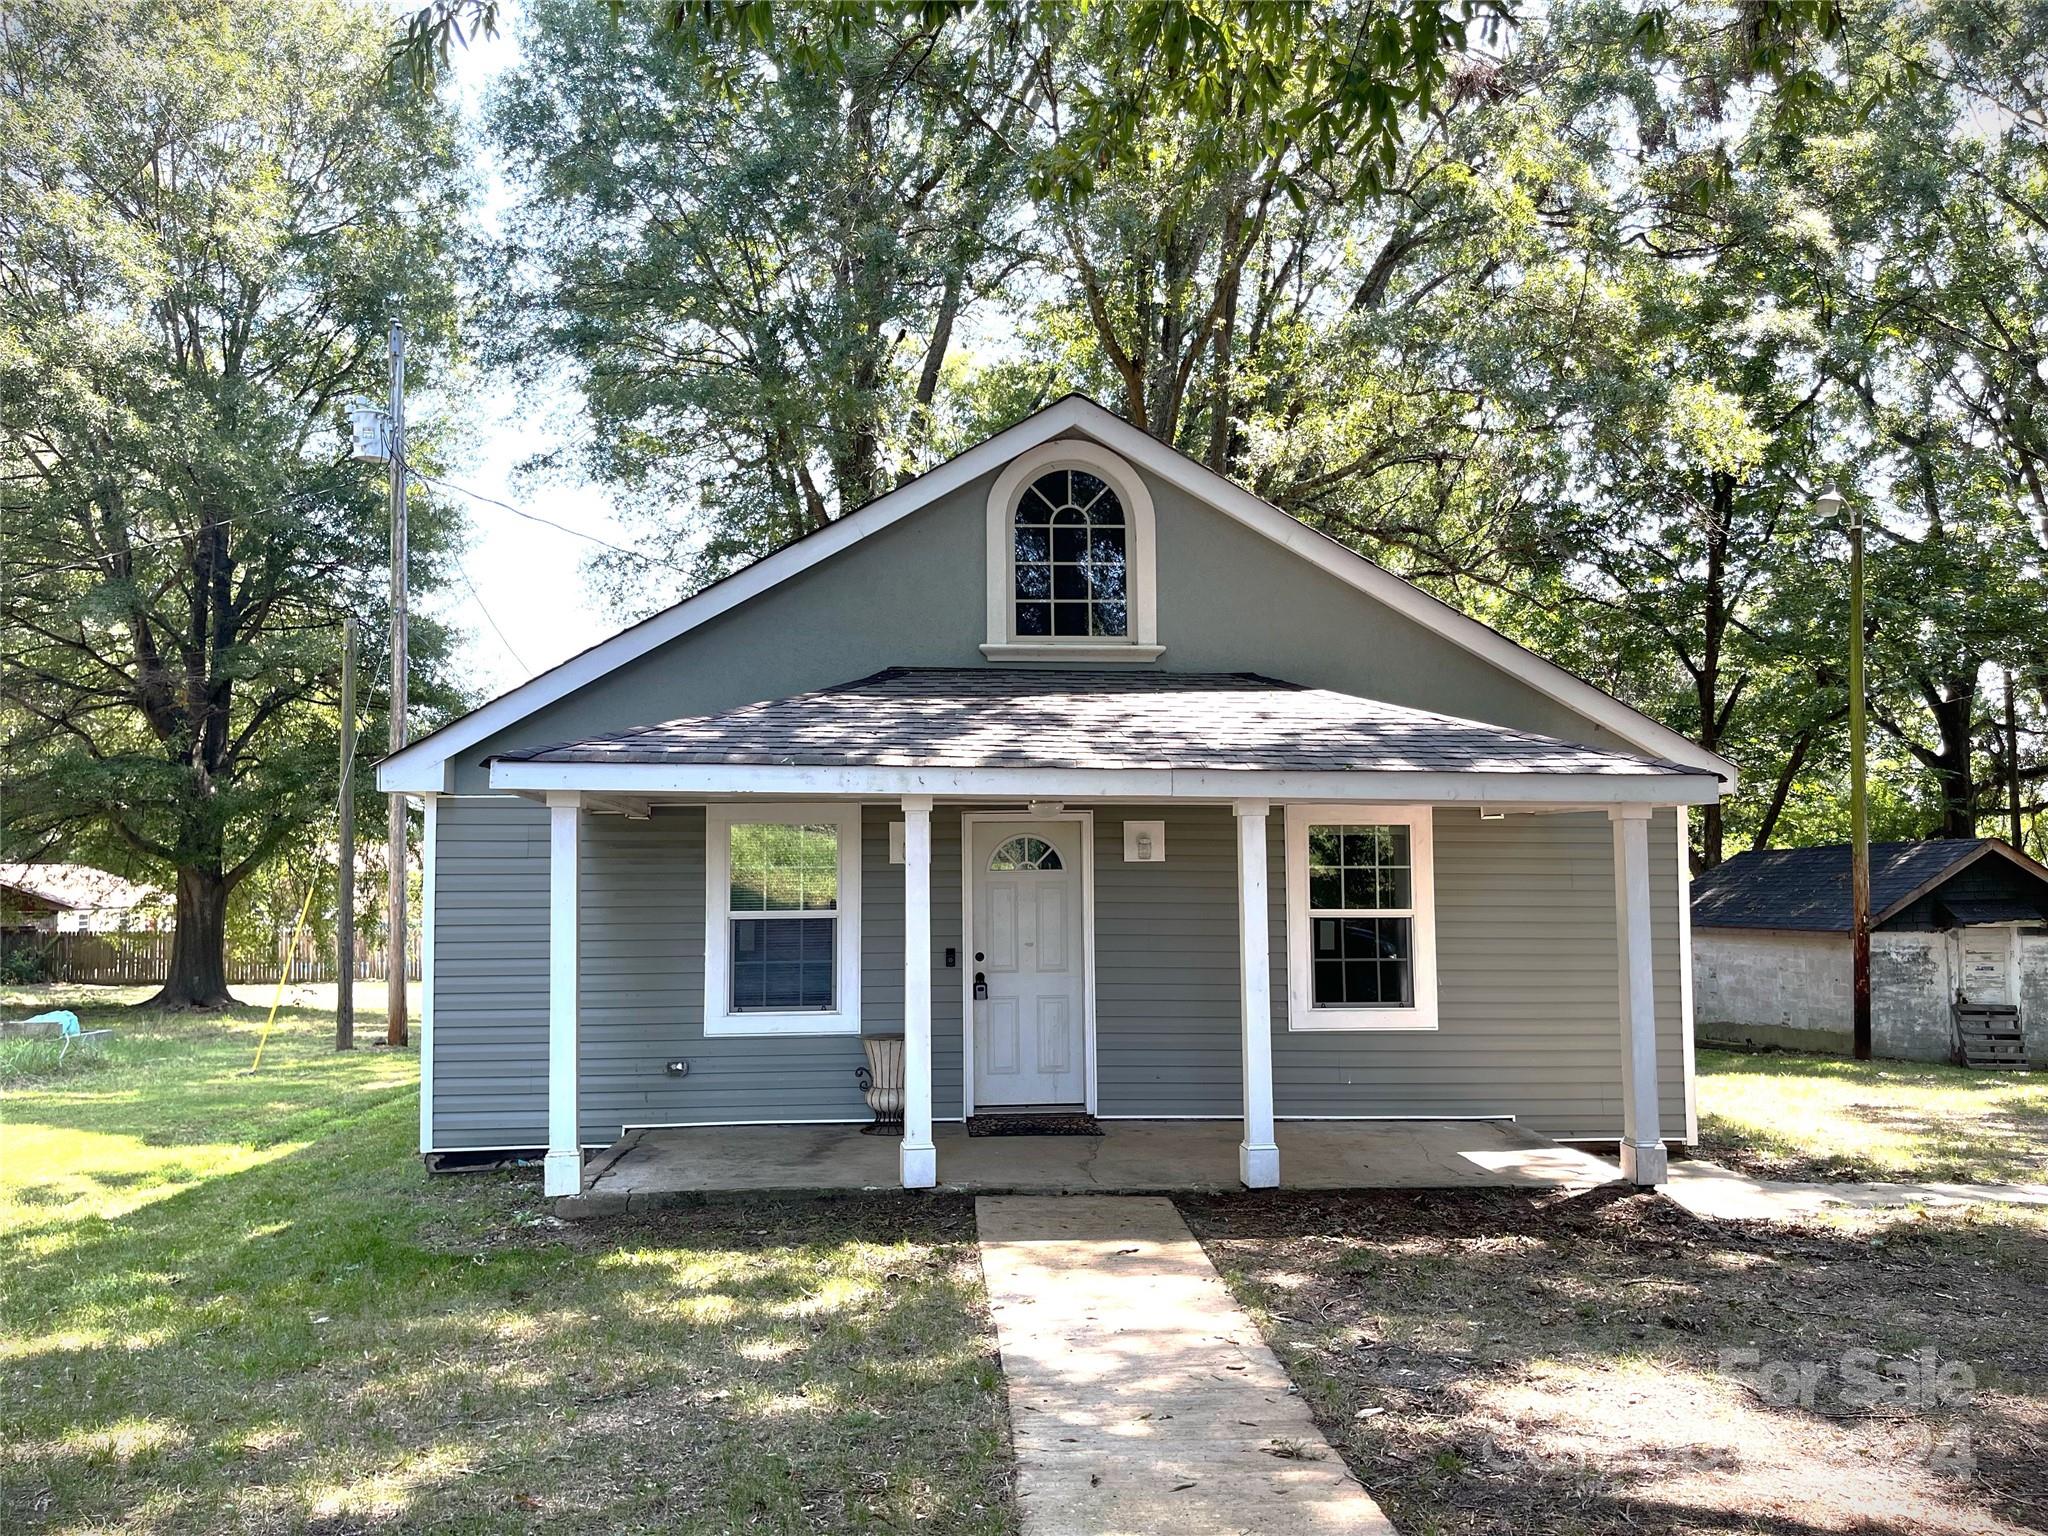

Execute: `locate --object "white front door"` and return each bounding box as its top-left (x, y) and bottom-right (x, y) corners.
top-left (972, 819), bottom-right (1087, 1108)
top-left (1957, 927), bottom-right (2017, 1005)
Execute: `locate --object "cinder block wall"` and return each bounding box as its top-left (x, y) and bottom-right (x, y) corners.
top-left (2022, 934), bottom-right (2048, 1063)
top-left (1870, 935), bottom-right (1952, 1060)
top-left (1694, 928), bottom-right (1961, 1063)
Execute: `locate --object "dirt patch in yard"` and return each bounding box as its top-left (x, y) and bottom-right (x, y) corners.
top-left (1182, 1187), bottom-right (2048, 1535)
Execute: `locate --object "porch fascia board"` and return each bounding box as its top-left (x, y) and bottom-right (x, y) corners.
top-left (488, 760), bottom-right (1722, 806)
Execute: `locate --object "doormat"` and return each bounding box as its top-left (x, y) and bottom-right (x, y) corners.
top-left (967, 1113), bottom-right (1102, 1137)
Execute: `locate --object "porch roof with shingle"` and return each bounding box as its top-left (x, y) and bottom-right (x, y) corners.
top-left (489, 668), bottom-right (1702, 779)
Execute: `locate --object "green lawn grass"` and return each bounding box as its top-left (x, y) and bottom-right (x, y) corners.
top-left (1696, 1046), bottom-right (2048, 1185)
top-left (1, 985), bottom-right (1012, 1534)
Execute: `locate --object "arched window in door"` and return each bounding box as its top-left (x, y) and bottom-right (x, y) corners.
top-left (988, 836), bottom-right (1062, 872)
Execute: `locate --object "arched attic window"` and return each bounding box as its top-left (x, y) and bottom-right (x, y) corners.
top-left (983, 441), bottom-right (1161, 661)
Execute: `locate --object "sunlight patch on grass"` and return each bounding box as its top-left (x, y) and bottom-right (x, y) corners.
top-left (755, 1389), bottom-right (833, 1419)
top-left (58, 1416), bottom-right (189, 1462)
top-left (1698, 1048), bottom-right (2048, 1184)
top-left (671, 1292), bottom-right (744, 1325)
top-left (217, 1421), bottom-right (304, 1457)
top-left (304, 1441), bottom-right (473, 1523)
top-left (1, 988), bottom-right (1012, 1535)
top-left (2, 1123), bottom-right (314, 1231)
top-left (785, 1274), bottom-right (873, 1316)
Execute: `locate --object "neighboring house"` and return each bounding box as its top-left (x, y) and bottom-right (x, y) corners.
top-left (0, 863), bottom-right (167, 933)
top-left (1691, 838), bottom-right (2048, 1063)
top-left (375, 396), bottom-right (1733, 1197)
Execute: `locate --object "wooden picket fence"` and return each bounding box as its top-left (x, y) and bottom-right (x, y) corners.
top-left (17, 929), bottom-right (420, 986)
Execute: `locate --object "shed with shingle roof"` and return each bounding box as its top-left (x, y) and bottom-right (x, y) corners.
top-left (1690, 838), bottom-right (2048, 1064)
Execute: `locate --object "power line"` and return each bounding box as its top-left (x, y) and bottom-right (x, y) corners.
top-left (14, 466), bottom-right (660, 577)
top-left (452, 553), bottom-right (530, 674)
top-left (406, 466), bottom-right (658, 565)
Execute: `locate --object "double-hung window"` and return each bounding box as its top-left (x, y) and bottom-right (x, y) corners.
top-left (704, 804), bottom-right (862, 1036)
top-left (1284, 804), bottom-right (1437, 1031)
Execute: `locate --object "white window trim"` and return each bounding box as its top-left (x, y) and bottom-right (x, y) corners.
top-left (703, 802), bottom-right (863, 1036)
top-left (1284, 803), bottom-right (1439, 1032)
top-left (983, 438), bottom-right (1161, 660)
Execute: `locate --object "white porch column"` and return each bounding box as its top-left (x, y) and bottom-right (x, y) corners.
top-left (1235, 799), bottom-right (1279, 1188)
top-left (543, 792), bottom-right (583, 1198)
top-left (900, 795), bottom-right (937, 1189)
top-left (1610, 805), bottom-right (1666, 1185)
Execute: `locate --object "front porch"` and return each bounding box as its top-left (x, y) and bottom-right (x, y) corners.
top-left (483, 670), bottom-right (1720, 1202)
top-left (555, 1117), bottom-right (1624, 1217)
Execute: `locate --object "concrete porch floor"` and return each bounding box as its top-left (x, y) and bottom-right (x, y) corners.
top-left (557, 1118), bottom-right (1623, 1217)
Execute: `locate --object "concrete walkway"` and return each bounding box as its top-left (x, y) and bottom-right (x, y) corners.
top-left (1663, 1158), bottom-right (2048, 1222)
top-left (977, 1195), bottom-right (1393, 1535)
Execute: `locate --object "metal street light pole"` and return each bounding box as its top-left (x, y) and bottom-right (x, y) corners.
top-left (387, 321), bottom-right (410, 1048)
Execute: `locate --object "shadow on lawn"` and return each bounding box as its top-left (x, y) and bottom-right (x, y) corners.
top-left (4, 1123), bottom-right (1011, 1536)
top-left (1181, 1185), bottom-right (2048, 1536)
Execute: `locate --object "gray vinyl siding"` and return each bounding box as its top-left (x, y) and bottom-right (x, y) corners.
top-left (431, 798), bottom-right (965, 1148)
top-left (576, 803), bottom-right (965, 1139)
top-left (1094, 808), bottom-right (1245, 1114)
top-left (431, 796), bottom-right (550, 1149)
top-left (426, 430), bottom-right (1701, 1149)
top-left (433, 797), bottom-right (1690, 1148)
top-left (1090, 804), bottom-right (1688, 1138)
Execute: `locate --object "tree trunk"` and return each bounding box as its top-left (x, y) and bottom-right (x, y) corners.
top-left (145, 865), bottom-right (234, 1010)
top-left (1690, 471), bottom-right (1737, 871)
top-left (1925, 680), bottom-right (1979, 837)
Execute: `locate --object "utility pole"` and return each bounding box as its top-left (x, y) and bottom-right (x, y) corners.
top-left (387, 321), bottom-right (410, 1048)
top-left (1831, 485), bottom-right (1873, 1062)
top-left (337, 616), bottom-right (356, 1052)
top-left (2009, 668), bottom-right (2024, 850)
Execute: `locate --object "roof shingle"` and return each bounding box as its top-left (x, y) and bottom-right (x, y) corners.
top-left (493, 667), bottom-right (1704, 778)
top-left (1689, 839), bottom-right (2048, 932)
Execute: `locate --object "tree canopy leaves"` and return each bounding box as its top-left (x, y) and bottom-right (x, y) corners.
top-left (0, 0), bottom-right (470, 1002)
top-left (478, 0), bottom-right (2042, 865)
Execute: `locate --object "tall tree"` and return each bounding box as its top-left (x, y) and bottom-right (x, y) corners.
top-left (489, 0), bottom-right (1033, 597)
top-left (0, 0), bottom-right (467, 1007)
top-left (1810, 0), bottom-right (2048, 836)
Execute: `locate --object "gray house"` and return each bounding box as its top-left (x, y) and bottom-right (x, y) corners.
top-left (376, 397), bottom-right (1731, 1198)
top-left (1692, 838), bottom-right (2048, 1063)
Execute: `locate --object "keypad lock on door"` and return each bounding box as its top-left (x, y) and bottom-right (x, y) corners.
top-left (973, 973), bottom-right (988, 1000)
